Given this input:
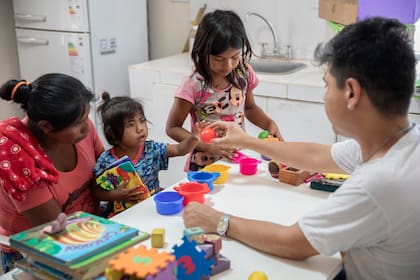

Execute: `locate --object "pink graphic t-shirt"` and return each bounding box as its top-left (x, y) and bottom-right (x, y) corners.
top-left (175, 64), bottom-right (259, 171)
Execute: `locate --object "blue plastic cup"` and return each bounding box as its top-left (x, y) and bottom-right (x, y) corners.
top-left (153, 191), bottom-right (184, 215)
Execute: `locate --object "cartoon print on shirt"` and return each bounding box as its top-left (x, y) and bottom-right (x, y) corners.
top-left (198, 96), bottom-right (230, 118)
top-left (236, 112), bottom-right (245, 127)
top-left (229, 86), bottom-right (244, 107)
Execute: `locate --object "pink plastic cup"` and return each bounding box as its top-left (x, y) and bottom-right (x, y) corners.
top-left (239, 157), bottom-right (261, 175)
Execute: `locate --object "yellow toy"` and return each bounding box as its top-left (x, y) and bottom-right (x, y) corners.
top-left (151, 228), bottom-right (165, 248)
top-left (248, 270), bottom-right (268, 280)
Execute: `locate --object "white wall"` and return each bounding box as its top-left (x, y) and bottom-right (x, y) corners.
top-left (0, 0), bottom-right (24, 119)
top-left (190, 0), bottom-right (328, 60)
top-left (148, 0), bottom-right (190, 59)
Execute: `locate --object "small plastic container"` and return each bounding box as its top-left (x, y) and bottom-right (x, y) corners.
top-left (239, 157), bottom-right (261, 175)
top-left (232, 150), bottom-right (248, 163)
top-left (202, 164), bottom-right (231, 184)
top-left (153, 191), bottom-right (184, 215)
top-left (187, 171), bottom-right (220, 191)
top-left (174, 182), bottom-right (210, 206)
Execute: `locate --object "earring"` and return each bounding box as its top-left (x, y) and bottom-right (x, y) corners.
top-left (347, 104), bottom-right (352, 110)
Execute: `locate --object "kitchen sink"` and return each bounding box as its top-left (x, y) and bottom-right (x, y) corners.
top-left (250, 59), bottom-right (306, 74)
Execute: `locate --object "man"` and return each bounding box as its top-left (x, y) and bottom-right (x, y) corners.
top-left (183, 17), bottom-right (420, 279)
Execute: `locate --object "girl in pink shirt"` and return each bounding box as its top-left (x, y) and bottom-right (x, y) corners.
top-left (166, 10), bottom-right (283, 171)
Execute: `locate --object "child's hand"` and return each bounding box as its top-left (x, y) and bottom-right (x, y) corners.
top-left (195, 120), bottom-right (212, 133)
top-left (112, 181), bottom-right (144, 203)
top-left (205, 142), bottom-right (237, 160)
top-left (267, 120), bottom-right (284, 141)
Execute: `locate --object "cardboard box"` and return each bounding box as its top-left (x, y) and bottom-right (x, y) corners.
top-left (319, 0), bottom-right (420, 25)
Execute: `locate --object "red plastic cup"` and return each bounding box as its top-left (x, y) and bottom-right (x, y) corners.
top-left (173, 182), bottom-right (210, 206)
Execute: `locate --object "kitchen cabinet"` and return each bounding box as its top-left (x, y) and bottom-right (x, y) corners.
top-left (266, 98), bottom-right (335, 143)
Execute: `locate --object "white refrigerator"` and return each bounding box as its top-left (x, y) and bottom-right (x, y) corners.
top-left (13, 0), bottom-right (148, 132)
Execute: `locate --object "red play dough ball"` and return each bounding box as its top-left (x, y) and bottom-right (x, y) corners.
top-left (200, 127), bottom-right (216, 143)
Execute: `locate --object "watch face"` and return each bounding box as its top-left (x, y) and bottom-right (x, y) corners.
top-left (217, 215), bottom-right (229, 235)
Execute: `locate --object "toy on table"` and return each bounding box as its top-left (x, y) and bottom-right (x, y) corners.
top-left (173, 229), bottom-right (231, 279)
top-left (268, 160), bottom-right (287, 179)
top-left (173, 182), bottom-right (210, 206)
top-left (310, 173), bottom-right (349, 192)
top-left (106, 245), bottom-right (176, 280)
top-left (151, 228), bottom-right (165, 248)
top-left (202, 164), bottom-right (231, 184)
top-left (239, 157), bottom-right (261, 175)
top-left (257, 130), bottom-right (280, 161)
top-left (232, 150), bottom-right (247, 163)
top-left (200, 127), bottom-right (217, 144)
top-left (187, 171), bottom-right (220, 191)
top-left (153, 191), bottom-right (184, 215)
top-left (183, 226), bottom-right (205, 244)
top-left (248, 270), bottom-right (269, 280)
top-left (279, 166), bottom-right (310, 186)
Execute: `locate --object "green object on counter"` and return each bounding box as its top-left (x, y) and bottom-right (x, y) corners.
top-left (258, 130), bottom-right (269, 139)
top-left (414, 80), bottom-right (420, 99)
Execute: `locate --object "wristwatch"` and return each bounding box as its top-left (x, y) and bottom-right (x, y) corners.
top-left (216, 214), bottom-right (230, 236)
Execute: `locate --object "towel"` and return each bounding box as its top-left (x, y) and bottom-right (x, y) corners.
top-left (0, 117), bottom-right (58, 201)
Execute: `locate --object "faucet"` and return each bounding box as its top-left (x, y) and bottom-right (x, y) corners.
top-left (244, 12), bottom-right (280, 57)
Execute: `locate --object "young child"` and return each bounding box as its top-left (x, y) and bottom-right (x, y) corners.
top-left (93, 93), bottom-right (199, 216)
top-left (166, 9), bottom-right (283, 171)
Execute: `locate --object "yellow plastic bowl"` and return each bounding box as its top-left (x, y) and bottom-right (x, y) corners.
top-left (202, 164), bottom-right (231, 184)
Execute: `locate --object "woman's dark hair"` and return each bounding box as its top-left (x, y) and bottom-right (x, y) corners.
top-left (314, 17), bottom-right (416, 116)
top-left (0, 73), bottom-right (94, 131)
top-left (97, 92), bottom-right (146, 146)
top-left (192, 9), bottom-right (252, 89)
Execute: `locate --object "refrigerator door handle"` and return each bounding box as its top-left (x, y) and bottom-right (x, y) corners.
top-left (15, 13), bottom-right (47, 22)
top-left (17, 36), bottom-right (49, 46)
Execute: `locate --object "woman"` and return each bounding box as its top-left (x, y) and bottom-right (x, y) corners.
top-left (0, 73), bottom-right (104, 272)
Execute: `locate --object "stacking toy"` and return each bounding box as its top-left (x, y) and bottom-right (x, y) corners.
top-left (187, 171), bottom-right (220, 191)
top-left (239, 157), bottom-right (261, 175)
top-left (202, 164), bottom-right (231, 184)
top-left (200, 127), bottom-right (217, 143)
top-left (174, 182), bottom-right (210, 206)
top-left (153, 191), bottom-right (184, 215)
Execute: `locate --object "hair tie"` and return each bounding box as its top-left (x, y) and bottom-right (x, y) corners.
top-left (11, 81), bottom-right (29, 101)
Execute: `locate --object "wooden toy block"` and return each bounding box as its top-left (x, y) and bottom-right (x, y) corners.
top-left (204, 234), bottom-right (222, 255)
top-left (151, 228), bottom-right (165, 248)
top-left (279, 166), bottom-right (310, 186)
top-left (184, 226), bottom-right (205, 244)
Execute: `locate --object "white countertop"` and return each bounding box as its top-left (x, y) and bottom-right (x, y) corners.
top-left (129, 52), bottom-right (325, 88)
top-left (129, 52), bottom-right (420, 113)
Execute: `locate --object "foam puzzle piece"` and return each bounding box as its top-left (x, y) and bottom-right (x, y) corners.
top-left (172, 236), bottom-right (214, 279)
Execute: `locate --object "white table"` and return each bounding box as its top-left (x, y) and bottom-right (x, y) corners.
top-left (113, 153), bottom-right (342, 280)
top-left (1, 152), bottom-right (342, 280)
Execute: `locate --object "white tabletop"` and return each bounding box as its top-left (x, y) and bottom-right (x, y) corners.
top-left (113, 152), bottom-right (342, 280)
top-left (1, 152), bottom-right (342, 280)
